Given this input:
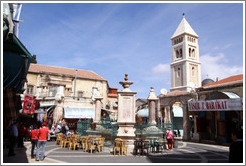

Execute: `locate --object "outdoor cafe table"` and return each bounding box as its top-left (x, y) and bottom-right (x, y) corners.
top-left (133, 139), bottom-right (150, 155)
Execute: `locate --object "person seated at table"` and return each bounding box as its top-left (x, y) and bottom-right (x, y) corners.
top-left (166, 127), bottom-right (173, 150)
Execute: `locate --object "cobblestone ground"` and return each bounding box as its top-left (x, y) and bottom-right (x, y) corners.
top-left (3, 140), bottom-right (230, 163)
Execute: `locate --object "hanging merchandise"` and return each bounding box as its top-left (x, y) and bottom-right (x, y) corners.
top-left (22, 95), bottom-right (36, 114)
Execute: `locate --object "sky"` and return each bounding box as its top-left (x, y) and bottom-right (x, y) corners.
top-left (15, 2), bottom-right (244, 98)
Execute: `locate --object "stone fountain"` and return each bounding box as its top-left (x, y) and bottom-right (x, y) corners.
top-left (116, 73), bottom-right (137, 149)
top-left (141, 87), bottom-right (163, 139)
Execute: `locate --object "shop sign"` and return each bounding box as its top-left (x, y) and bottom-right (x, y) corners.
top-left (188, 98), bottom-right (242, 111)
top-left (22, 95), bottom-right (36, 114)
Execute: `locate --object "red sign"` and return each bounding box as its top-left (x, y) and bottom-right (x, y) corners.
top-left (22, 95), bottom-right (36, 114)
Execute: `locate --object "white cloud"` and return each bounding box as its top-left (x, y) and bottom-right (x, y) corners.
top-left (200, 53), bottom-right (243, 81)
top-left (212, 44), bottom-right (233, 51)
top-left (152, 63), bottom-right (170, 74)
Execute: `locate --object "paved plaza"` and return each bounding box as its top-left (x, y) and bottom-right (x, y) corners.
top-left (3, 140), bottom-right (230, 164)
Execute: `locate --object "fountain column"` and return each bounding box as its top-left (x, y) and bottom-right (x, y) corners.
top-left (94, 96), bottom-right (103, 123)
top-left (142, 87), bottom-right (162, 139)
top-left (148, 87), bottom-right (158, 125)
top-left (117, 74), bottom-right (137, 150)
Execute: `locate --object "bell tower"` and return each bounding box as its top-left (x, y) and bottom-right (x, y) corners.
top-left (170, 14), bottom-right (201, 92)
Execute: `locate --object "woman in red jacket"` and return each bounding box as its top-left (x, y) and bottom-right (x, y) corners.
top-left (30, 125), bottom-right (39, 159)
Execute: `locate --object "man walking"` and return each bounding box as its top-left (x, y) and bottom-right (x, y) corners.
top-left (30, 125), bottom-right (39, 159)
top-left (36, 122), bottom-right (49, 161)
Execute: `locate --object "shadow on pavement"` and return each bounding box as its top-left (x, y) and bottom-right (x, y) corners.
top-left (3, 146), bottom-right (29, 163)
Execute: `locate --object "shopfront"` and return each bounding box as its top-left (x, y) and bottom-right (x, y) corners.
top-left (189, 97), bottom-right (243, 143)
top-left (63, 107), bottom-right (95, 131)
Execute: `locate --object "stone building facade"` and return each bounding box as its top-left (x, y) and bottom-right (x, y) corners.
top-left (21, 63), bottom-right (117, 125)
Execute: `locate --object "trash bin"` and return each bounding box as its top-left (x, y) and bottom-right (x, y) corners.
top-left (173, 137), bottom-right (178, 148)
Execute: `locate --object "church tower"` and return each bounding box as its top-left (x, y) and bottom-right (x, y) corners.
top-left (170, 14), bottom-right (201, 92)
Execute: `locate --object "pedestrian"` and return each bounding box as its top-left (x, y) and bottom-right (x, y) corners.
top-left (177, 129), bottom-right (181, 137)
top-left (65, 123), bottom-right (69, 135)
top-left (30, 125), bottom-right (39, 159)
top-left (229, 129), bottom-right (243, 163)
top-left (166, 127), bottom-right (174, 150)
top-left (36, 122), bottom-right (49, 161)
top-left (55, 122), bottom-right (61, 134)
top-left (7, 120), bottom-right (18, 157)
top-left (61, 123), bottom-right (69, 135)
top-left (17, 123), bottom-right (26, 148)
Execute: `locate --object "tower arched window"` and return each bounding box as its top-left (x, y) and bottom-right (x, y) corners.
top-left (179, 49), bottom-right (182, 58)
top-left (192, 49), bottom-right (195, 57)
top-left (176, 50), bottom-right (179, 58)
top-left (189, 48), bottom-right (191, 57)
top-left (177, 68), bottom-right (181, 78)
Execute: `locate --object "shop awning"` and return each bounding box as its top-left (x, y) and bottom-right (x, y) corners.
top-left (4, 34), bottom-right (32, 93)
top-left (63, 107), bottom-right (95, 119)
top-left (4, 34), bottom-right (32, 58)
top-left (136, 108), bottom-right (149, 117)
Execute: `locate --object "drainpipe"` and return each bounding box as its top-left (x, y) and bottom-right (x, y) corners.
top-left (74, 69), bottom-right (77, 97)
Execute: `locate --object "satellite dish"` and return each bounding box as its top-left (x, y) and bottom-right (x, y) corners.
top-left (160, 88), bottom-right (167, 95)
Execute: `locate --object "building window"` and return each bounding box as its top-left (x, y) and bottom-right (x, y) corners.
top-left (49, 86), bottom-right (57, 97)
top-left (177, 68), bottom-right (181, 78)
top-left (176, 50), bottom-right (179, 58)
top-left (78, 92), bottom-right (83, 98)
top-left (192, 67), bottom-right (195, 76)
top-left (26, 85), bottom-right (33, 95)
top-left (179, 49), bottom-right (182, 58)
top-left (192, 49), bottom-right (195, 57)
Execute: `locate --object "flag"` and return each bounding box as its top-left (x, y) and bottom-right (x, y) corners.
top-left (12, 3), bottom-right (22, 21)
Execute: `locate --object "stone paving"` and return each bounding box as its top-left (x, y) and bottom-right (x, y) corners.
top-left (2, 140), bottom-right (230, 164)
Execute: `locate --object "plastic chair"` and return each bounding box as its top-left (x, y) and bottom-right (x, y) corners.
top-left (81, 137), bottom-right (89, 152)
top-left (87, 139), bottom-right (97, 154)
top-left (97, 137), bottom-right (105, 152)
top-left (113, 140), bottom-right (122, 155)
top-left (121, 141), bottom-right (128, 156)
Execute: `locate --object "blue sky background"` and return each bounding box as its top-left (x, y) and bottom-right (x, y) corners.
top-left (17, 2), bottom-right (244, 98)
